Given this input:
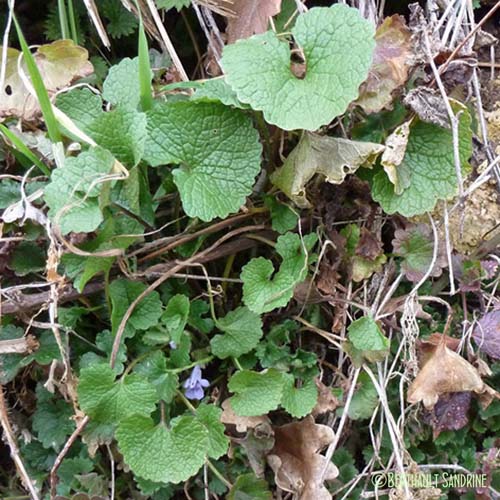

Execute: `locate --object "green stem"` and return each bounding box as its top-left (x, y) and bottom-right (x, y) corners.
top-left (67, 0), bottom-right (78, 44)
top-left (232, 357), bottom-right (243, 371)
top-left (168, 356), bottom-right (214, 374)
top-left (207, 460), bottom-right (233, 489)
top-left (176, 390), bottom-right (197, 412)
top-left (58, 0), bottom-right (70, 39)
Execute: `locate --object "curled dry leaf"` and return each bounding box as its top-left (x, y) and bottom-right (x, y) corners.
top-left (407, 342), bottom-right (499, 410)
top-left (311, 380), bottom-right (339, 417)
top-left (221, 398), bottom-right (271, 433)
top-left (0, 40), bottom-right (93, 121)
top-left (271, 132), bottom-right (383, 208)
top-left (404, 87), bottom-right (450, 129)
top-left (381, 120), bottom-right (411, 195)
top-left (473, 310), bottom-right (500, 360)
top-left (356, 15), bottom-right (412, 113)
top-left (267, 415), bottom-right (338, 500)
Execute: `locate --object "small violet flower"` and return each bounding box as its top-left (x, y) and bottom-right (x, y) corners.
top-left (183, 365), bottom-right (209, 400)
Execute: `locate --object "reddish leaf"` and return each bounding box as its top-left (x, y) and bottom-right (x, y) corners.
top-left (220, 0), bottom-right (283, 44)
top-left (422, 392), bottom-right (471, 438)
top-left (357, 15), bottom-right (412, 113)
top-left (473, 310), bottom-right (500, 360)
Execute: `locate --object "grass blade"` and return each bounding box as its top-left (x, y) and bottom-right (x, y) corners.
top-left (0, 124), bottom-right (51, 176)
top-left (58, 0), bottom-right (70, 39)
top-left (136, 3), bottom-right (153, 111)
top-left (12, 14), bottom-right (62, 144)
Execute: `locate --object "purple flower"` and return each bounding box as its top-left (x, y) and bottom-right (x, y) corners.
top-left (183, 365), bottom-right (209, 400)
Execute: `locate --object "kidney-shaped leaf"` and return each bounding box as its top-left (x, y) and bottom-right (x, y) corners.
top-left (221, 5), bottom-right (375, 131)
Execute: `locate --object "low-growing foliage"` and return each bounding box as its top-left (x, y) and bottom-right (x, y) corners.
top-left (0, 1), bottom-right (499, 499)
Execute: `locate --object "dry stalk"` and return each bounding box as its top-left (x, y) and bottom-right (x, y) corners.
top-left (0, 387), bottom-right (40, 500)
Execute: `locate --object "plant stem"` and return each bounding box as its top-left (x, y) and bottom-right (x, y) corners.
top-left (206, 460), bottom-right (233, 489)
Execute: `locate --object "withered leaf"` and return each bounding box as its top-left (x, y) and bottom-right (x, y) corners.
top-left (240, 426), bottom-right (275, 478)
top-left (473, 310), bottom-right (500, 360)
top-left (422, 391), bottom-right (471, 438)
top-left (267, 416), bottom-right (338, 500)
top-left (381, 120), bottom-right (411, 194)
top-left (220, 0), bottom-right (282, 44)
top-left (271, 132), bottom-right (383, 208)
top-left (407, 342), bottom-right (499, 410)
top-left (355, 227), bottom-right (383, 261)
top-left (1, 41), bottom-right (93, 121)
top-left (311, 380), bottom-right (339, 417)
top-left (357, 15), bottom-right (412, 113)
top-left (221, 398), bottom-right (271, 433)
top-left (404, 87), bottom-right (450, 129)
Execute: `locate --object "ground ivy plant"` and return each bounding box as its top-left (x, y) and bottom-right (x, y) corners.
top-left (1, 1), bottom-right (488, 499)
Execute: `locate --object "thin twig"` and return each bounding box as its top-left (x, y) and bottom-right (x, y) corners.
top-left (50, 415), bottom-right (90, 498)
top-left (0, 387), bottom-right (40, 500)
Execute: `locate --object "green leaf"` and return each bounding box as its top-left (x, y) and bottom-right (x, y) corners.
top-left (87, 107), bottom-right (147, 166)
top-left (195, 404), bottom-right (229, 459)
top-left (9, 241), bottom-right (45, 276)
top-left (221, 5), bottom-right (375, 130)
top-left (56, 88), bottom-right (103, 131)
top-left (264, 196), bottom-right (298, 234)
top-left (211, 307), bottom-right (263, 359)
top-left (144, 101), bottom-right (262, 221)
top-left (271, 132), bottom-right (383, 207)
top-left (22, 330), bottom-right (61, 366)
top-left (109, 279), bottom-right (163, 338)
top-left (371, 103), bottom-right (472, 216)
top-left (192, 78), bottom-right (248, 109)
top-left (32, 385), bottom-right (75, 449)
top-left (103, 57), bottom-right (151, 109)
top-left (348, 372), bottom-right (378, 420)
top-left (0, 325), bottom-right (27, 384)
top-left (116, 414), bottom-right (208, 483)
top-left (102, 0), bottom-right (138, 39)
top-left (134, 351), bottom-right (179, 403)
top-left (280, 375), bottom-right (318, 418)
top-left (241, 232), bottom-right (317, 314)
top-left (228, 473), bottom-right (272, 500)
top-left (44, 147), bottom-right (115, 234)
top-left (162, 294), bottom-right (190, 345)
top-left (57, 457), bottom-right (94, 496)
top-left (228, 369), bottom-right (285, 416)
top-left (156, 0), bottom-right (190, 10)
top-left (347, 316), bottom-right (390, 365)
top-left (78, 364), bottom-right (158, 423)
top-left (392, 224), bottom-right (447, 282)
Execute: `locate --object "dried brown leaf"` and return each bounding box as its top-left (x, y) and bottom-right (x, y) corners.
top-left (267, 416), bottom-right (338, 500)
top-left (407, 343), bottom-right (499, 410)
top-left (357, 15), bottom-right (412, 113)
top-left (1, 41), bottom-right (93, 121)
top-left (220, 0), bottom-right (282, 44)
top-left (381, 120), bottom-right (411, 194)
top-left (311, 380), bottom-right (339, 417)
